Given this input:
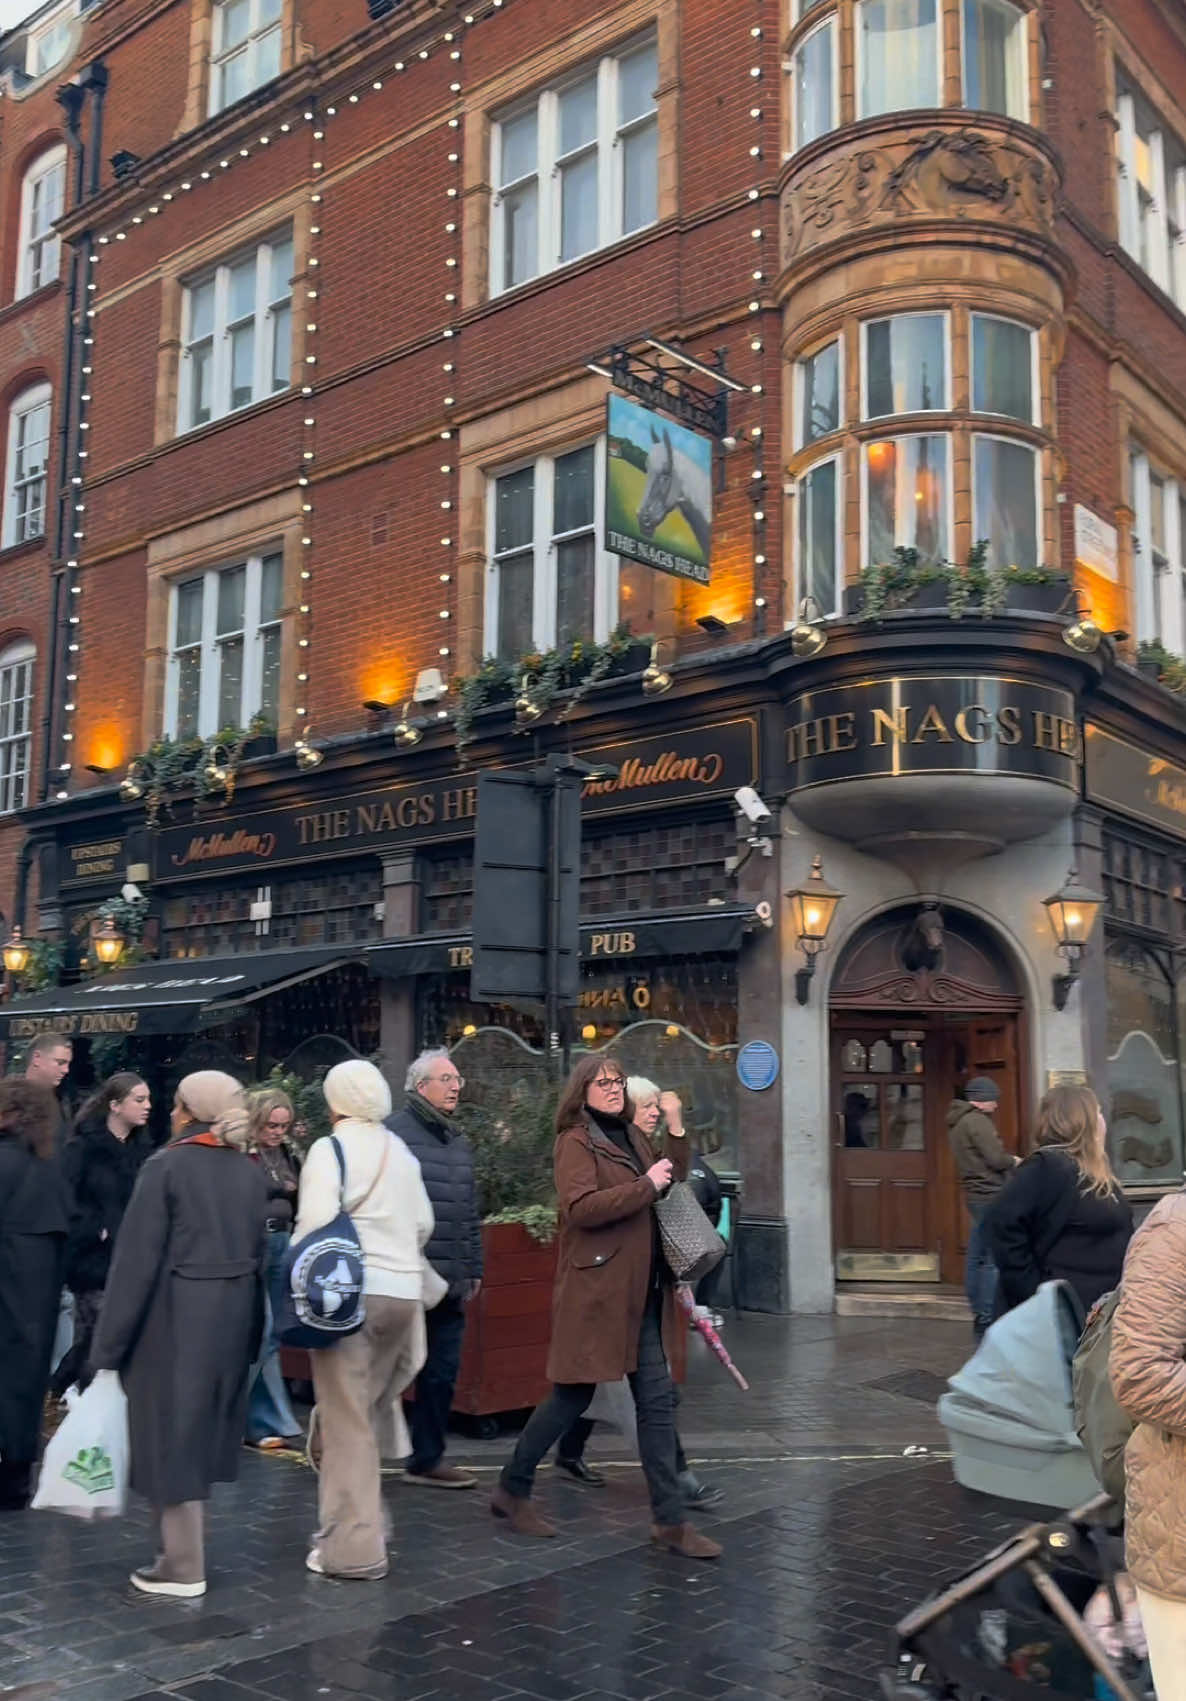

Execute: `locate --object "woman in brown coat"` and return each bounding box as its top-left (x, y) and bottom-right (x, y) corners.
top-left (1111, 1190), bottom-right (1186, 1697)
top-left (491, 1055), bottom-right (721, 1559)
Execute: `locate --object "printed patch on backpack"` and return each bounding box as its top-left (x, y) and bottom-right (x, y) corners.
top-left (62, 1446), bottom-right (115, 1495)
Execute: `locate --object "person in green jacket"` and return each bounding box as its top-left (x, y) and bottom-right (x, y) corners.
top-left (946, 1078), bottom-right (1016, 1338)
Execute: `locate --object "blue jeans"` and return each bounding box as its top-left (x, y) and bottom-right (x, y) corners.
top-left (965, 1202), bottom-right (999, 1335)
top-left (246, 1230), bottom-right (300, 1442)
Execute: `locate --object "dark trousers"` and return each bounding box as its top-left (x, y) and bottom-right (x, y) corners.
top-left (50, 1288), bottom-right (104, 1399)
top-left (503, 1294), bottom-right (684, 1526)
top-left (558, 1391), bottom-right (689, 1474)
top-left (406, 1295), bottom-right (467, 1474)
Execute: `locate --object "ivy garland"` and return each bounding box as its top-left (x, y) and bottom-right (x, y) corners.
top-left (858, 543), bottom-right (1068, 624)
top-left (452, 625), bottom-right (644, 761)
top-left (126, 713), bottom-right (275, 826)
top-left (1137, 640), bottom-right (1186, 694)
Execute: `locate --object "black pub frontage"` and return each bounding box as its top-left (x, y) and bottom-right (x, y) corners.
top-left (10, 616), bottom-right (1186, 1315)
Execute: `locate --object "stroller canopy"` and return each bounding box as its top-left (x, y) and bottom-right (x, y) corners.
top-left (943, 1280), bottom-right (1084, 1444)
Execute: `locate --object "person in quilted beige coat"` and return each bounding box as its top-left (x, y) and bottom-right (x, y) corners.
top-left (1110, 1190), bottom-right (1186, 1698)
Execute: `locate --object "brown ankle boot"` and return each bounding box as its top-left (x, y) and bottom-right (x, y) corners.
top-left (490, 1484), bottom-right (556, 1538)
top-left (650, 1522), bottom-right (722, 1559)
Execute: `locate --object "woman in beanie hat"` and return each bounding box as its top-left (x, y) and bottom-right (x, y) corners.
top-left (90, 1071), bottom-right (268, 1598)
top-left (294, 1059), bottom-right (434, 1579)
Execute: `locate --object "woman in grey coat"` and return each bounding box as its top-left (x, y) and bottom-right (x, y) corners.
top-left (91, 1071), bottom-right (268, 1598)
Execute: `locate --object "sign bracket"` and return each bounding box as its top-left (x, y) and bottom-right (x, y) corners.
top-left (587, 339), bottom-right (745, 440)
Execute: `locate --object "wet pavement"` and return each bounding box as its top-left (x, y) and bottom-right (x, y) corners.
top-left (0, 1311), bottom-right (1031, 1701)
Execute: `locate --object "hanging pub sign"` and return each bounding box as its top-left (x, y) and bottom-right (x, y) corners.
top-left (605, 394), bottom-right (712, 585)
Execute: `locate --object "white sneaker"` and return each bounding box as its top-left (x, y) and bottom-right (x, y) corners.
top-left (130, 1569), bottom-right (206, 1599)
top-left (306, 1548), bottom-right (325, 1575)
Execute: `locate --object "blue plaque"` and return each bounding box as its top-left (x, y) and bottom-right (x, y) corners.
top-left (736, 1040), bottom-right (779, 1092)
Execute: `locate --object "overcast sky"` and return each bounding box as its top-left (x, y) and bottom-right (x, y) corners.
top-left (0, 0), bottom-right (43, 36)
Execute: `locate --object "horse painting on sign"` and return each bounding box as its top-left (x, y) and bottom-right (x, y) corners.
top-left (637, 425), bottom-right (712, 558)
top-left (605, 392), bottom-right (713, 581)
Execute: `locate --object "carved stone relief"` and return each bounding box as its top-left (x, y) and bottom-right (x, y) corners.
top-left (782, 125), bottom-right (1058, 265)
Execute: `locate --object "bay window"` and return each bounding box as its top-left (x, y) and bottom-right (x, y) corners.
top-left (797, 457), bottom-right (843, 614)
top-left (178, 231), bottom-right (292, 433)
top-left (3, 384), bottom-right (51, 547)
top-left (796, 338), bottom-right (842, 447)
top-left (971, 314), bottom-right (1036, 422)
top-left (487, 443), bottom-right (617, 657)
top-left (863, 313), bottom-right (949, 417)
top-left (1116, 73), bottom-right (1186, 312)
top-left (865, 434), bottom-right (950, 564)
top-left (857, 0), bottom-right (940, 118)
top-left (972, 435), bottom-right (1039, 567)
top-left (491, 38), bottom-right (658, 294)
top-left (962, 0), bottom-right (1026, 119)
top-left (0, 641), bottom-right (34, 815)
top-left (793, 19), bottom-right (836, 151)
top-left (167, 553), bottom-right (283, 738)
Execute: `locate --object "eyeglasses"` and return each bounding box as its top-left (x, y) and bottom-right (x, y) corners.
top-left (594, 1075), bottom-right (625, 1090)
top-left (434, 1073), bottom-right (464, 1089)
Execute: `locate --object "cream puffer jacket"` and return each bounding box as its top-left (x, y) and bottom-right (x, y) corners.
top-left (1111, 1192), bottom-right (1186, 1600)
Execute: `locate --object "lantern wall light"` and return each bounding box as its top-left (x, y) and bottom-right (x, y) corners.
top-left (2, 926), bottom-right (32, 978)
top-left (1043, 867), bottom-right (1104, 1009)
top-left (786, 855), bottom-right (844, 1004)
top-left (91, 915), bottom-right (126, 967)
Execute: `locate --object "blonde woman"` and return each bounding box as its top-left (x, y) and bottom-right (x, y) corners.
top-left (986, 1083), bottom-right (1132, 1322)
top-left (244, 1088), bottom-right (303, 1450)
top-left (90, 1071), bottom-right (269, 1598)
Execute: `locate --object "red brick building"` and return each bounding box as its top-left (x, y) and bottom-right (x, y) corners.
top-left (0, 0), bottom-right (1184, 1311)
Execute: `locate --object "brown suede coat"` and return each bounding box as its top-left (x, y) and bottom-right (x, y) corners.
top-left (1111, 1192), bottom-right (1186, 1599)
top-left (545, 1115), bottom-right (688, 1386)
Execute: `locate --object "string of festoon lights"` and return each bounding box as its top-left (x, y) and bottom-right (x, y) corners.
top-left (58, 0), bottom-right (511, 794)
top-left (747, 0), bottom-right (771, 638)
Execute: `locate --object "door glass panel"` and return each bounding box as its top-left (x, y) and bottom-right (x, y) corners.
top-left (841, 1038), bottom-right (867, 1071)
top-left (842, 1086), bottom-right (880, 1147)
top-left (886, 1084), bottom-right (925, 1149)
top-left (869, 1039), bottom-right (893, 1072)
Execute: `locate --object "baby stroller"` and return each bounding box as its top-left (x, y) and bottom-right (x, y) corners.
top-left (880, 1495), bottom-right (1153, 1701)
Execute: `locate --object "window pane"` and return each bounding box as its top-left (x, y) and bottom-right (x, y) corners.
top-left (963, 0), bottom-right (1024, 118)
top-left (260, 625), bottom-right (281, 725)
top-left (216, 565), bottom-right (246, 635)
top-left (217, 636), bottom-right (244, 728)
top-left (1107, 938), bottom-right (1184, 1187)
top-left (800, 340), bottom-right (840, 443)
top-left (971, 316), bottom-right (1033, 420)
top-left (230, 323), bottom-right (255, 409)
top-left (190, 341), bottom-right (213, 427)
top-left (271, 303), bottom-right (291, 391)
top-left (559, 77), bottom-right (598, 153)
top-left (799, 459), bottom-right (839, 614)
top-left (270, 237), bottom-right (293, 300)
top-left (619, 43), bottom-right (657, 124)
top-left (255, 23), bottom-right (281, 83)
top-left (258, 0), bottom-right (282, 23)
top-left (795, 23), bottom-right (835, 149)
top-left (176, 648), bottom-right (202, 739)
top-left (859, 0), bottom-right (939, 116)
top-left (229, 257), bottom-right (256, 321)
top-left (622, 123), bottom-right (658, 232)
top-left (561, 152), bottom-right (598, 261)
top-left (556, 535), bottom-right (596, 647)
top-left (842, 1089), bottom-right (881, 1147)
top-left (176, 578), bottom-right (204, 647)
top-left (220, 47), bottom-right (250, 106)
top-left (219, 0), bottom-right (251, 50)
top-left (190, 280), bottom-right (215, 340)
top-left (554, 446), bottom-right (595, 533)
top-left (495, 467), bottom-right (534, 552)
top-left (973, 437), bottom-right (1038, 568)
top-left (496, 553), bottom-right (534, 659)
top-left (865, 314), bottom-right (946, 416)
top-left (867, 435), bottom-right (948, 563)
top-left (500, 109), bottom-right (537, 185)
top-left (260, 553), bottom-right (284, 623)
top-left (503, 181), bottom-right (538, 287)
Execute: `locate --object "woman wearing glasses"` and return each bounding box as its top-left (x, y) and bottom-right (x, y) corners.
top-left (491, 1055), bottom-right (722, 1559)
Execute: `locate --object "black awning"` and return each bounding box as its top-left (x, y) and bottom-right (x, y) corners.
top-left (364, 905), bottom-right (754, 982)
top-left (0, 946), bottom-right (358, 1040)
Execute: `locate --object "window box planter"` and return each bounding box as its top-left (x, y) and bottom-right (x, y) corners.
top-left (452, 1222), bottom-right (558, 1421)
top-left (241, 732), bottom-right (278, 761)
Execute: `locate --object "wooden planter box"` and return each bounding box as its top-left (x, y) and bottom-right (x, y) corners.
top-left (452, 1222), bottom-right (557, 1417)
top-left (279, 1221), bottom-right (557, 1416)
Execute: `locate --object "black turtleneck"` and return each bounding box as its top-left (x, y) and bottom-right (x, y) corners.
top-left (588, 1107), bottom-right (639, 1167)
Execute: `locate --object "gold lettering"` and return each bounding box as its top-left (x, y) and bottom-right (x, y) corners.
top-left (871, 707), bottom-right (908, 745)
top-left (912, 704), bottom-right (954, 743)
top-left (954, 705), bottom-right (991, 743)
top-left (396, 796), bottom-right (421, 828)
top-left (448, 945), bottom-right (474, 968)
top-left (996, 705), bottom-right (1022, 745)
top-left (828, 713), bottom-right (857, 752)
top-left (1058, 719), bottom-right (1081, 759)
top-left (356, 803), bottom-right (378, 833)
top-left (1032, 711), bottom-right (1059, 750)
top-left (441, 786), bottom-right (475, 823)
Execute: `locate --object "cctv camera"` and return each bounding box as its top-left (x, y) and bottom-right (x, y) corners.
top-left (754, 900), bottom-right (773, 928)
top-left (121, 882), bottom-right (144, 904)
top-left (734, 786), bottom-right (772, 825)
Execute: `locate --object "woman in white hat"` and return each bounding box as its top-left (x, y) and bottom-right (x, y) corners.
top-left (294, 1059), bottom-right (434, 1579)
top-left (91, 1070), bottom-right (268, 1598)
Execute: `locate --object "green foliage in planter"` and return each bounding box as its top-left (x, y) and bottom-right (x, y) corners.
top-left (14, 937), bottom-right (66, 994)
top-left (1137, 640), bottom-right (1186, 693)
top-left (453, 1084), bottom-right (560, 1221)
top-left (451, 625), bottom-right (645, 759)
top-left (483, 1203), bottom-right (559, 1244)
top-left (75, 893), bottom-right (150, 979)
top-left (128, 712), bottom-right (275, 825)
top-left (858, 543), bottom-right (1069, 623)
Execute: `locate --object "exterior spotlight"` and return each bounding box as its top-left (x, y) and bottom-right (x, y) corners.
top-left (295, 736), bottom-right (324, 770)
top-left (1057, 590), bottom-right (1104, 654)
top-left (641, 641), bottom-right (673, 695)
top-left (204, 757), bottom-right (230, 787)
top-left (515, 675), bottom-right (544, 721)
top-left (119, 764), bottom-right (146, 801)
top-left (2, 926), bottom-right (32, 977)
top-left (786, 855), bottom-right (844, 1004)
top-left (1043, 868), bottom-right (1104, 1009)
top-left (393, 702), bottom-right (422, 747)
top-left (788, 595), bottom-right (828, 658)
top-left (697, 614), bottom-right (731, 635)
top-left (91, 915), bottom-right (126, 967)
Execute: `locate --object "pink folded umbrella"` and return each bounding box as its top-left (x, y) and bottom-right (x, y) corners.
top-left (675, 1283), bottom-right (749, 1391)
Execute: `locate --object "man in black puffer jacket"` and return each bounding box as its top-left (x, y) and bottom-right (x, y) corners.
top-left (387, 1048), bottom-right (482, 1488)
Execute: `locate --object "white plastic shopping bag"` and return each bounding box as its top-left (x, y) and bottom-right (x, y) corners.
top-left (31, 1369), bottom-right (129, 1520)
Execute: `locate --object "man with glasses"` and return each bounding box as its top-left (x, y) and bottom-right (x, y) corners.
top-left (388, 1048), bottom-right (482, 1488)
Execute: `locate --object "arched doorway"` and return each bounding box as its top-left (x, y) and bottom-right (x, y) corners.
top-left (829, 903), bottom-right (1025, 1286)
